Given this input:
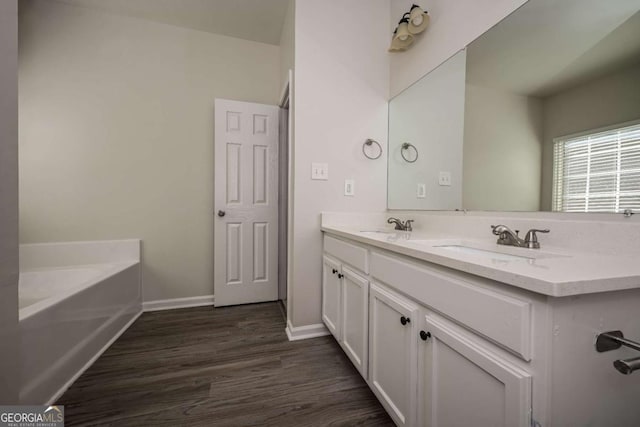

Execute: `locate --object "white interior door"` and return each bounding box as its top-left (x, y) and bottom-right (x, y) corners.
top-left (214, 99), bottom-right (279, 306)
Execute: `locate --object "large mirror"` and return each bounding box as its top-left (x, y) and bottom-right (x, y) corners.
top-left (388, 0), bottom-right (640, 212)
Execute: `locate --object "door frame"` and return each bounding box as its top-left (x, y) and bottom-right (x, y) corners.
top-left (279, 69), bottom-right (294, 323)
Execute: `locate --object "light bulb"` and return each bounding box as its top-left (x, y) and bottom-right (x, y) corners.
top-left (408, 5), bottom-right (429, 34)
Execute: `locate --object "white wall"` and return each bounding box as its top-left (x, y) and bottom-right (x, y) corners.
top-left (463, 84), bottom-right (543, 211)
top-left (0, 0), bottom-right (19, 404)
top-left (389, 0), bottom-right (527, 97)
top-left (290, 0), bottom-right (390, 327)
top-left (540, 61), bottom-right (640, 210)
top-left (388, 50), bottom-right (466, 210)
top-left (19, 0), bottom-right (281, 302)
top-left (279, 0), bottom-right (294, 90)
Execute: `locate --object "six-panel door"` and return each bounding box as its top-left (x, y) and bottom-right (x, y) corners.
top-left (322, 256), bottom-right (342, 340)
top-left (369, 282), bottom-right (419, 427)
top-left (341, 266), bottom-right (369, 378)
top-left (419, 314), bottom-right (532, 427)
top-left (214, 98), bottom-right (280, 306)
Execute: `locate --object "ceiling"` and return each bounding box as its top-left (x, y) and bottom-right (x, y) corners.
top-left (52, 0), bottom-right (290, 45)
top-left (466, 0), bottom-right (640, 97)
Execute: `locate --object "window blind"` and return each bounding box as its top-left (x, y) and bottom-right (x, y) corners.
top-left (552, 122), bottom-right (640, 213)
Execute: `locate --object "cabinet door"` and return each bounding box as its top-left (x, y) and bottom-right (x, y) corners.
top-left (322, 256), bottom-right (342, 340)
top-left (419, 315), bottom-right (532, 427)
top-left (369, 282), bottom-right (418, 427)
top-left (341, 266), bottom-right (369, 378)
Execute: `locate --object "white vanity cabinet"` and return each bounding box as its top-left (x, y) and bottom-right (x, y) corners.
top-left (323, 235), bottom-right (536, 426)
top-left (321, 255), bottom-right (342, 339)
top-left (322, 236), bottom-right (370, 377)
top-left (418, 314), bottom-right (532, 427)
top-left (341, 266), bottom-right (369, 377)
top-left (368, 283), bottom-right (419, 427)
top-left (321, 231), bottom-right (640, 427)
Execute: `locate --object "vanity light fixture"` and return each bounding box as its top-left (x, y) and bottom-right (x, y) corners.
top-left (389, 5), bottom-right (429, 52)
top-left (389, 15), bottom-right (415, 52)
top-left (408, 4), bottom-right (430, 34)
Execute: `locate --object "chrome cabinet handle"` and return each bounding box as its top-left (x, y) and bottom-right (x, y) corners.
top-left (217, 210), bottom-right (226, 217)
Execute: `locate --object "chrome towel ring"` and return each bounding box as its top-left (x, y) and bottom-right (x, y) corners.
top-left (363, 139), bottom-right (383, 160)
top-left (401, 142), bottom-right (418, 163)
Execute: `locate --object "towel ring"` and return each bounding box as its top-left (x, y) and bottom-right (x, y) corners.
top-left (362, 139), bottom-right (382, 160)
top-left (401, 142), bottom-right (418, 163)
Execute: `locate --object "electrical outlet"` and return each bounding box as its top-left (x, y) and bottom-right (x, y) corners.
top-left (344, 179), bottom-right (355, 196)
top-left (417, 183), bottom-right (426, 198)
top-left (438, 171), bottom-right (452, 186)
top-left (311, 163), bottom-right (329, 180)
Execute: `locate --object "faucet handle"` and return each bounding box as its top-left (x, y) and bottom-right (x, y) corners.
top-left (404, 220), bottom-right (414, 231)
top-left (524, 229), bottom-right (550, 249)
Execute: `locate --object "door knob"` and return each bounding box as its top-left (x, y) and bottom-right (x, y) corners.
top-left (337, 273), bottom-right (344, 279)
top-left (217, 210), bottom-right (226, 217)
top-left (332, 269), bottom-right (338, 274)
top-left (400, 316), bottom-right (411, 325)
top-left (419, 330), bottom-right (431, 341)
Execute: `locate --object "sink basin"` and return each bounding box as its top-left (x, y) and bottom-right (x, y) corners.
top-left (432, 245), bottom-right (535, 261)
top-left (359, 230), bottom-right (397, 235)
top-left (358, 230), bottom-right (413, 241)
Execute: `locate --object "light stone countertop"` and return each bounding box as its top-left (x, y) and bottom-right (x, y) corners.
top-left (322, 225), bottom-right (640, 297)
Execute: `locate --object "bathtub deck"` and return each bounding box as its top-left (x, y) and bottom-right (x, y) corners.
top-left (57, 302), bottom-right (392, 426)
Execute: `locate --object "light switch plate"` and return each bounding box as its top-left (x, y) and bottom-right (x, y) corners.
top-left (311, 163), bottom-right (329, 180)
top-left (417, 183), bottom-right (426, 198)
top-left (344, 179), bottom-right (355, 196)
top-left (438, 171), bottom-right (452, 186)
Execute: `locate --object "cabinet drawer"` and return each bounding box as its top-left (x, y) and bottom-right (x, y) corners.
top-left (371, 251), bottom-right (532, 361)
top-left (324, 235), bottom-right (369, 273)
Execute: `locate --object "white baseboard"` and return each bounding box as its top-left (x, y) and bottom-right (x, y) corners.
top-left (46, 309), bottom-right (142, 405)
top-left (285, 320), bottom-right (330, 341)
top-left (143, 295), bottom-right (215, 312)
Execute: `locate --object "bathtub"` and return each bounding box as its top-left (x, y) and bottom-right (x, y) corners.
top-left (19, 240), bottom-right (142, 404)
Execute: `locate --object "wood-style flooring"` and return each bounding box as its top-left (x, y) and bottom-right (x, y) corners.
top-left (58, 302), bottom-right (394, 426)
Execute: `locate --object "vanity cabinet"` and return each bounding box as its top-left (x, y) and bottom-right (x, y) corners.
top-left (322, 232), bottom-right (640, 426)
top-left (418, 314), bottom-right (532, 427)
top-left (323, 235), bottom-right (536, 426)
top-left (341, 266), bottom-right (369, 376)
top-left (368, 283), bottom-right (418, 427)
top-left (321, 256), bottom-right (341, 339)
top-left (321, 254), bottom-right (369, 377)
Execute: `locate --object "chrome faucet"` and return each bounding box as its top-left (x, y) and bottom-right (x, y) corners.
top-left (491, 225), bottom-right (549, 249)
top-left (388, 217), bottom-right (414, 232)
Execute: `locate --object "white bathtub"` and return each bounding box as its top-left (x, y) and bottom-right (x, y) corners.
top-left (19, 240), bottom-right (142, 404)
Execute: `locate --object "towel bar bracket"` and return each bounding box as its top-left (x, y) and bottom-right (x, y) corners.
top-left (596, 330), bottom-right (640, 353)
top-left (596, 330), bottom-right (640, 375)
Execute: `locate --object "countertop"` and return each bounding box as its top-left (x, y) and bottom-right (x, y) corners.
top-left (321, 225), bottom-right (640, 297)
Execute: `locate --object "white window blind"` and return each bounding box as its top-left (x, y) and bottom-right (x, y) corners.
top-left (552, 122), bottom-right (640, 213)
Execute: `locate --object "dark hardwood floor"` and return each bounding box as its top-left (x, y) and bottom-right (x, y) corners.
top-left (58, 302), bottom-right (394, 426)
